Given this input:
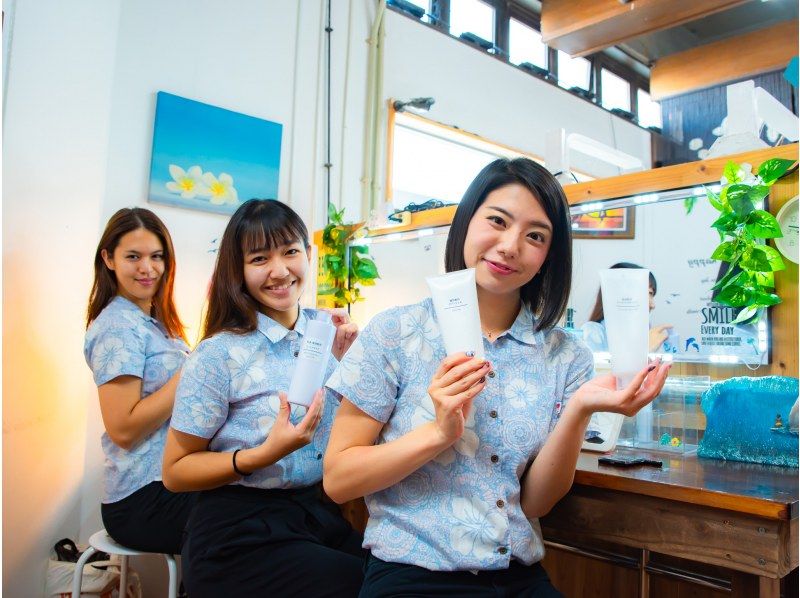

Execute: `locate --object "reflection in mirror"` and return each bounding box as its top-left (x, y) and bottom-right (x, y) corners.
top-left (569, 186), bottom-right (768, 366)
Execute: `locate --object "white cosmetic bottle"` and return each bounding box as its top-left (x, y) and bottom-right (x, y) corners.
top-left (426, 268), bottom-right (484, 359)
top-left (287, 311), bottom-right (336, 407)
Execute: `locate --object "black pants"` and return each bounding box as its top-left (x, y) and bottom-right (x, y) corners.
top-left (182, 484), bottom-right (365, 598)
top-left (360, 553), bottom-right (563, 598)
top-left (101, 481), bottom-right (197, 555)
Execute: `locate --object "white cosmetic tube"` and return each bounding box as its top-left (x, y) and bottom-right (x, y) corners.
top-left (426, 269), bottom-right (484, 360)
top-left (599, 268), bottom-right (650, 388)
top-left (600, 268), bottom-right (652, 443)
top-left (287, 312), bottom-right (336, 407)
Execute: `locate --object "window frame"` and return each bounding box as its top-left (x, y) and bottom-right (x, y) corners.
top-left (386, 0), bottom-right (654, 131)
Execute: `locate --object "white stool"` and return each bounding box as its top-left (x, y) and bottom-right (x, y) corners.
top-left (71, 529), bottom-right (178, 598)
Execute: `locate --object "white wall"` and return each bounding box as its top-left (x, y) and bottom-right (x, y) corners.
top-left (3, 1), bottom-right (122, 595)
top-left (3, 3), bottom-right (652, 596)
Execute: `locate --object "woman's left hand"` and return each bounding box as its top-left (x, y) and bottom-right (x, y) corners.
top-left (326, 308), bottom-right (359, 361)
top-left (573, 359), bottom-right (671, 418)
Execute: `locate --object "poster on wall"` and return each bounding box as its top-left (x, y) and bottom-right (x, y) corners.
top-left (148, 92), bottom-right (282, 215)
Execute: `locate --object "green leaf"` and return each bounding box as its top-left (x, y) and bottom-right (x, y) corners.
top-left (727, 184), bottom-right (757, 216)
top-left (753, 291), bottom-right (781, 306)
top-left (711, 211), bottom-right (739, 234)
top-left (723, 161), bottom-right (741, 184)
top-left (715, 283), bottom-right (756, 307)
top-left (758, 158), bottom-right (796, 185)
top-left (351, 244), bottom-right (370, 255)
top-left (731, 305), bottom-right (759, 325)
top-left (711, 266), bottom-right (741, 291)
top-left (745, 210), bottom-right (782, 239)
top-left (327, 202), bottom-right (338, 223)
top-left (753, 270), bottom-right (775, 288)
top-left (740, 245), bottom-right (786, 272)
top-left (710, 241), bottom-right (737, 262)
top-left (684, 196), bottom-right (697, 214)
top-left (705, 187), bottom-right (724, 211)
top-left (353, 258), bottom-right (379, 280)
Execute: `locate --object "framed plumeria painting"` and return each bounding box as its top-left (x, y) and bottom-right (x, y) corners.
top-left (148, 92), bottom-right (282, 215)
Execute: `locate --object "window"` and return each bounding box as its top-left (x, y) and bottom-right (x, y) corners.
top-left (557, 50), bottom-right (591, 90)
top-left (601, 68), bottom-right (631, 111)
top-left (637, 89), bottom-right (662, 129)
top-left (449, 0), bottom-right (495, 44)
top-left (508, 18), bottom-right (547, 68)
top-left (389, 113), bottom-right (530, 211)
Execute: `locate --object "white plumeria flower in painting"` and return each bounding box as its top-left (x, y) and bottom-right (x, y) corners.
top-left (410, 393), bottom-right (478, 465)
top-left (166, 165), bottom-right (208, 199)
top-left (227, 346), bottom-right (267, 394)
top-left (450, 495), bottom-right (508, 558)
top-left (94, 337), bottom-right (131, 377)
top-left (201, 172), bottom-right (239, 205)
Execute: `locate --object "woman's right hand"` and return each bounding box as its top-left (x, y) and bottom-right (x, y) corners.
top-left (428, 353), bottom-right (490, 446)
top-left (261, 390), bottom-right (324, 463)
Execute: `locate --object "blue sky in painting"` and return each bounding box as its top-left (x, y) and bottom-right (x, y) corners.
top-left (149, 92), bottom-right (282, 214)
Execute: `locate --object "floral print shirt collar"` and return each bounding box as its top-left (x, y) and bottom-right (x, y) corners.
top-left (256, 307), bottom-right (309, 344)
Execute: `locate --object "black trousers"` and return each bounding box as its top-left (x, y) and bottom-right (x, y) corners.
top-left (360, 553), bottom-right (563, 598)
top-left (101, 481), bottom-right (197, 555)
top-left (182, 483), bottom-right (365, 598)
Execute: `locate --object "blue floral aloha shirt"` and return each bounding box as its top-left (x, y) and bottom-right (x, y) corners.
top-left (326, 297), bottom-right (594, 571)
top-left (170, 308), bottom-right (339, 489)
top-left (84, 296), bottom-right (189, 503)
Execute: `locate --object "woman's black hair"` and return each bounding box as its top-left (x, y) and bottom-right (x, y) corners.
top-left (588, 262), bottom-right (657, 322)
top-left (444, 157), bottom-right (572, 332)
top-left (203, 199), bottom-right (310, 339)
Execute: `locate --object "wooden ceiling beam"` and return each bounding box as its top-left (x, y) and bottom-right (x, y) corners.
top-left (541, 0), bottom-right (748, 58)
top-left (650, 20), bottom-right (799, 101)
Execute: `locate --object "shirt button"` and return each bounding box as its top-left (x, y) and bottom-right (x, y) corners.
top-left (496, 499), bottom-right (505, 508)
top-left (293, 351), bottom-right (299, 357)
top-left (490, 454), bottom-right (499, 463)
top-left (488, 371), bottom-right (496, 378)
top-left (489, 410), bottom-right (498, 418)
top-left (316, 453), bottom-right (323, 460)
top-left (498, 547), bottom-right (508, 555)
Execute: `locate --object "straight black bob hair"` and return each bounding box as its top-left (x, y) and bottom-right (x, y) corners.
top-left (444, 157), bottom-right (572, 332)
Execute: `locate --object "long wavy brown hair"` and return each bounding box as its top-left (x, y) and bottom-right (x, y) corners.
top-left (202, 199), bottom-right (309, 340)
top-left (87, 207), bottom-right (186, 342)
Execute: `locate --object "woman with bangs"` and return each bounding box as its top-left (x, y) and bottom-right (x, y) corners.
top-left (323, 159), bottom-right (670, 597)
top-left (162, 199), bottom-right (364, 597)
top-left (84, 207), bottom-right (195, 556)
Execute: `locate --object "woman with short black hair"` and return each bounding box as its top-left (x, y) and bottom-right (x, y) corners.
top-left (323, 158), bottom-right (670, 597)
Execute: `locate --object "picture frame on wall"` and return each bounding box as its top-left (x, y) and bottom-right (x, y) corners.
top-left (571, 206), bottom-right (635, 239)
top-left (148, 91), bottom-right (283, 215)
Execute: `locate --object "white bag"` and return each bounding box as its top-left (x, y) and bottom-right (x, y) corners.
top-left (45, 556), bottom-right (142, 598)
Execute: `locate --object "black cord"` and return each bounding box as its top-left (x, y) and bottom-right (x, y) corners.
top-left (324, 0), bottom-right (333, 222)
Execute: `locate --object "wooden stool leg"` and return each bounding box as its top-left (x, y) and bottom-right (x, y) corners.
top-left (119, 555), bottom-right (128, 598)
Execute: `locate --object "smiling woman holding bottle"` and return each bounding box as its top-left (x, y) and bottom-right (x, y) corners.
top-left (161, 199), bottom-right (363, 598)
top-left (84, 207), bottom-right (195, 555)
top-left (323, 158), bottom-right (670, 597)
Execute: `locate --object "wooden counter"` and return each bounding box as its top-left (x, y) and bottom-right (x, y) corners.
top-left (541, 448), bottom-right (799, 597)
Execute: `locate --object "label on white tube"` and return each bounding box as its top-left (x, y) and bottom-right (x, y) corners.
top-left (287, 313), bottom-right (336, 407)
top-left (426, 269), bottom-right (484, 360)
top-left (599, 268), bottom-right (649, 389)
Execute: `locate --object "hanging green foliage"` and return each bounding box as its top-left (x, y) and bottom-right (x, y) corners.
top-left (318, 203), bottom-right (380, 308)
top-left (706, 157), bottom-right (796, 324)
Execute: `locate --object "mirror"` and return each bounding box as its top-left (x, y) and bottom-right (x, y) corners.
top-left (349, 184), bottom-right (769, 367)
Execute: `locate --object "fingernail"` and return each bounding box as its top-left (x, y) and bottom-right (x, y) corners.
top-left (466, 351), bottom-right (475, 357)
top-left (648, 365), bottom-right (656, 372)
top-left (480, 377), bottom-right (486, 383)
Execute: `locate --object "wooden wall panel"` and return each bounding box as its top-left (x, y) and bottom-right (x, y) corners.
top-left (651, 20), bottom-right (799, 101)
top-left (541, 0), bottom-right (747, 58)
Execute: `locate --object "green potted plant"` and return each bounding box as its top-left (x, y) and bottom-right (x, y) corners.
top-left (318, 203), bottom-right (380, 308)
top-left (703, 157), bottom-right (796, 323)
